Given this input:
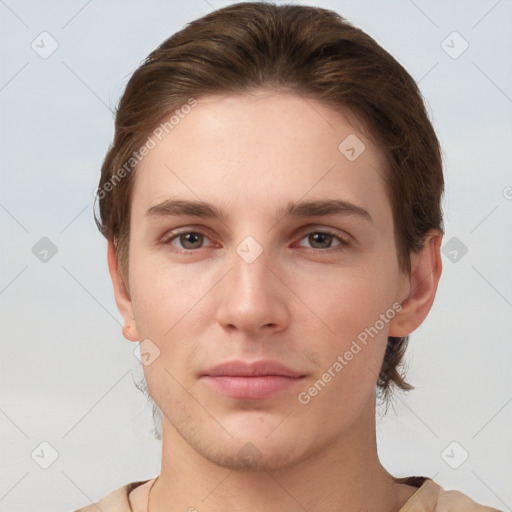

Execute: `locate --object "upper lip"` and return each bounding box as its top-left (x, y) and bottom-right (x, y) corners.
top-left (203, 360), bottom-right (305, 378)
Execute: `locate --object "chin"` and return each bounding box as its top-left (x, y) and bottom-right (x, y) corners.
top-left (172, 412), bottom-right (309, 472)
top-left (200, 438), bottom-right (307, 473)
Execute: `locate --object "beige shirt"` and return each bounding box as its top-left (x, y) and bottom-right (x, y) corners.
top-left (73, 476), bottom-right (503, 511)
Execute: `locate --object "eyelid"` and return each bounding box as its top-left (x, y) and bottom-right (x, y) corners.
top-left (294, 225), bottom-right (352, 244)
top-left (159, 227), bottom-right (216, 250)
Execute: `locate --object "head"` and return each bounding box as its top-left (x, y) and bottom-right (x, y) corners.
top-left (96, 2), bottom-right (443, 464)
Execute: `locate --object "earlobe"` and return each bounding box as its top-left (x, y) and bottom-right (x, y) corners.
top-left (107, 239), bottom-right (140, 342)
top-left (388, 231), bottom-right (443, 338)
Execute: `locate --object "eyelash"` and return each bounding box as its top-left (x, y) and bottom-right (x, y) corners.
top-left (159, 228), bottom-right (350, 255)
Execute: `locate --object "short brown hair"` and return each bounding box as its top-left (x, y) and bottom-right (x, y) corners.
top-left (95, 2), bottom-right (444, 403)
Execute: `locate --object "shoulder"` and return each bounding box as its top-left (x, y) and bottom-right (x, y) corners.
top-left (72, 480), bottom-right (151, 512)
top-left (436, 486), bottom-right (503, 512)
top-left (398, 477), bottom-right (503, 512)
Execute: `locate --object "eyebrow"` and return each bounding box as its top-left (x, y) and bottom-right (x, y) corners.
top-left (146, 198), bottom-right (373, 224)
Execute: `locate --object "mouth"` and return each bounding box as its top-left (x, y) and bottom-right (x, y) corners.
top-left (201, 360), bottom-right (306, 400)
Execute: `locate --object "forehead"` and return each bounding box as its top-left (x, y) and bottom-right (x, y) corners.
top-left (132, 91), bottom-right (391, 228)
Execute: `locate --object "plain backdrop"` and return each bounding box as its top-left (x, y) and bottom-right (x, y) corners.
top-left (0, 1), bottom-right (511, 511)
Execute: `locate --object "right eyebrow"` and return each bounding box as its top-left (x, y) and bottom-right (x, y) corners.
top-left (146, 199), bottom-right (228, 223)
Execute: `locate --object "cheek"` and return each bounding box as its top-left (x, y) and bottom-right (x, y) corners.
top-left (304, 260), bottom-right (398, 337)
top-left (296, 262), bottom-right (399, 391)
top-left (129, 254), bottom-right (216, 365)
top-left (295, 272), bottom-right (395, 416)
top-left (129, 244), bottom-right (199, 327)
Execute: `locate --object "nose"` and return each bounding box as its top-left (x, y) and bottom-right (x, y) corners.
top-left (215, 244), bottom-right (291, 336)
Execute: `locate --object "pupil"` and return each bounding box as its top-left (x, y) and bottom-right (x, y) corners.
top-left (311, 233), bottom-right (331, 248)
top-left (182, 233), bottom-right (202, 248)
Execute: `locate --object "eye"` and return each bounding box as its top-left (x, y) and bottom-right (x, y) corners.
top-left (160, 230), bottom-right (214, 252)
top-left (295, 230), bottom-right (349, 251)
top-left (160, 228), bottom-right (350, 254)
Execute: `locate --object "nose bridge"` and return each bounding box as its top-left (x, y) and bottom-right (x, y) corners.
top-left (215, 235), bottom-right (288, 333)
top-left (233, 243), bottom-right (271, 297)
top-left (230, 238), bottom-right (274, 308)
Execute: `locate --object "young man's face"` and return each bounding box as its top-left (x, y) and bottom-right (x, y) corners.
top-left (113, 91), bottom-right (417, 470)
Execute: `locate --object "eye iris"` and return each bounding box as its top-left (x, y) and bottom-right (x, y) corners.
top-left (309, 232), bottom-right (332, 248)
top-left (180, 232), bottom-right (203, 249)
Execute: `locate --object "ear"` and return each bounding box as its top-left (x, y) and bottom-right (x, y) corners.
top-left (107, 239), bottom-right (139, 342)
top-left (388, 230), bottom-right (443, 337)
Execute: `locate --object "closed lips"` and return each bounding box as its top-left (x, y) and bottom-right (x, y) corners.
top-left (203, 360), bottom-right (305, 378)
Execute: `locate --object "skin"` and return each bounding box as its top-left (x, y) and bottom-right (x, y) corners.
top-left (108, 90), bottom-right (442, 512)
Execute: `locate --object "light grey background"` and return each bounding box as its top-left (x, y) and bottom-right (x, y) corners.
top-left (0, 0), bottom-right (511, 511)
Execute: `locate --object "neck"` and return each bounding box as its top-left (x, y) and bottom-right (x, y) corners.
top-left (149, 395), bottom-right (404, 512)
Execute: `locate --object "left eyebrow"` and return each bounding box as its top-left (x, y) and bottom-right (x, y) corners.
top-left (145, 198), bottom-right (373, 224)
top-left (278, 199), bottom-right (373, 224)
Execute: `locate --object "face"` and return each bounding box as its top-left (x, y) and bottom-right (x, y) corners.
top-left (116, 91), bottom-right (414, 471)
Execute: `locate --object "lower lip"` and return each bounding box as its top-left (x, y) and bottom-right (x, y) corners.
top-left (203, 375), bottom-right (304, 400)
